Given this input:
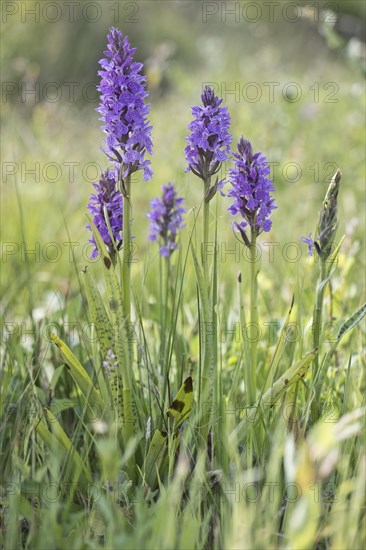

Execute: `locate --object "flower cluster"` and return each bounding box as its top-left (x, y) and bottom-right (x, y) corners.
top-left (227, 137), bottom-right (276, 239)
top-left (185, 85), bottom-right (232, 184)
top-left (87, 170), bottom-right (123, 259)
top-left (97, 27), bottom-right (153, 181)
top-left (147, 183), bottom-right (186, 257)
top-left (87, 30), bottom-right (278, 259)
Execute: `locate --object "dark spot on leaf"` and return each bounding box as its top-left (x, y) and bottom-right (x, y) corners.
top-left (184, 376), bottom-right (193, 393)
top-left (104, 256), bottom-right (111, 269)
top-left (82, 266), bottom-right (88, 274)
top-left (238, 272), bottom-right (242, 283)
top-left (170, 399), bottom-right (185, 413)
top-left (110, 299), bottom-right (118, 311)
top-left (284, 378), bottom-right (289, 385)
top-left (161, 431), bottom-right (167, 438)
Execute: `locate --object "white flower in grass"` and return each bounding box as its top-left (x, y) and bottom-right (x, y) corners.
top-left (103, 349), bottom-right (118, 376)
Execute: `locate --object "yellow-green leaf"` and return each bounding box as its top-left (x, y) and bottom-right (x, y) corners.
top-left (167, 376), bottom-right (194, 429)
top-left (230, 350), bottom-right (316, 444)
top-left (50, 333), bottom-right (103, 411)
top-left (143, 428), bottom-right (168, 488)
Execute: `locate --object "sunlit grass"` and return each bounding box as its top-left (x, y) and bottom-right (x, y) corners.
top-left (1, 6), bottom-right (365, 549)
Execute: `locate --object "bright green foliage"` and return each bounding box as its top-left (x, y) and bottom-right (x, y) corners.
top-left (1, 5), bottom-right (365, 548)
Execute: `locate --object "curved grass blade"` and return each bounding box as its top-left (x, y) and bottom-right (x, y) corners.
top-left (264, 295), bottom-right (295, 391)
top-left (36, 414), bottom-right (92, 489)
top-left (316, 304), bottom-right (365, 396)
top-left (230, 350), bottom-right (316, 444)
top-left (44, 408), bottom-right (93, 483)
top-left (49, 333), bottom-right (103, 412)
top-left (143, 428), bottom-right (168, 488)
top-left (337, 302), bottom-right (366, 342)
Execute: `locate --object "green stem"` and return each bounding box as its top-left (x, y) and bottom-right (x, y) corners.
top-left (120, 174), bottom-right (135, 476)
top-left (199, 176), bottom-right (213, 445)
top-left (161, 256), bottom-right (170, 406)
top-left (310, 259), bottom-right (327, 424)
top-left (202, 176), bottom-right (211, 285)
top-left (312, 259), bottom-right (326, 377)
top-left (249, 227), bottom-right (259, 404)
top-left (164, 255), bottom-right (170, 347)
top-left (122, 175), bottom-right (132, 324)
top-left (212, 198), bottom-right (219, 465)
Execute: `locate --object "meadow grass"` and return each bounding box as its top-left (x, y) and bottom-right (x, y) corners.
top-left (1, 6), bottom-right (365, 549)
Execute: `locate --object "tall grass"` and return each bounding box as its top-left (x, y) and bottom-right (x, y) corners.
top-left (1, 164), bottom-right (365, 548)
top-left (1, 12), bottom-right (365, 549)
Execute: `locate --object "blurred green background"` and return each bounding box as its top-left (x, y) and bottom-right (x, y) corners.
top-left (1, 0), bottom-right (365, 318)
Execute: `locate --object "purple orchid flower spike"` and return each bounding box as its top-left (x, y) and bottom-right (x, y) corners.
top-left (87, 169), bottom-right (123, 258)
top-left (227, 137), bottom-right (277, 244)
top-left (185, 85), bottom-right (232, 196)
top-left (147, 183), bottom-right (186, 257)
top-left (97, 27), bottom-right (153, 182)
